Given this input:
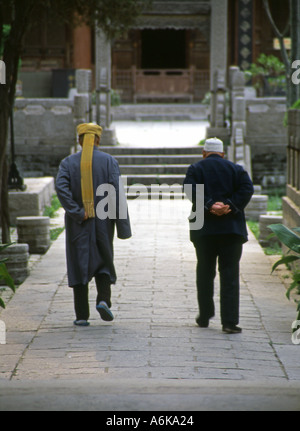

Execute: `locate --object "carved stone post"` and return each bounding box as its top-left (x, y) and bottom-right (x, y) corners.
top-left (95, 28), bottom-right (117, 146)
top-left (206, 0), bottom-right (229, 142)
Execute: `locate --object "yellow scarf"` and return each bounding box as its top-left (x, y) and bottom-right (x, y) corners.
top-left (77, 123), bottom-right (103, 218)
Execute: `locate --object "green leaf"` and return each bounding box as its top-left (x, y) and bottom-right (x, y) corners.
top-left (0, 262), bottom-right (16, 292)
top-left (271, 255), bottom-right (300, 273)
top-left (286, 280), bottom-right (299, 300)
top-left (0, 298), bottom-right (5, 309)
top-left (268, 224), bottom-right (300, 254)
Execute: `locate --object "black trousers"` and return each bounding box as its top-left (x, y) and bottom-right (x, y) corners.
top-left (193, 234), bottom-right (243, 326)
top-left (73, 273), bottom-right (112, 321)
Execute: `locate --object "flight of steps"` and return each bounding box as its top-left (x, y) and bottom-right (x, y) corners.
top-left (100, 146), bottom-right (203, 199)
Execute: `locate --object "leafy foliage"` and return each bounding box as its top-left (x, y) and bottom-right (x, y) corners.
top-left (269, 224), bottom-right (300, 325)
top-left (245, 54), bottom-right (286, 96)
top-left (43, 195), bottom-right (62, 218)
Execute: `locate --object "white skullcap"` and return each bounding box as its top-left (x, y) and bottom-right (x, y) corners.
top-left (204, 137), bottom-right (224, 153)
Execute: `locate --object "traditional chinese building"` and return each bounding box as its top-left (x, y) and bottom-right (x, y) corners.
top-left (19, 0), bottom-right (289, 101)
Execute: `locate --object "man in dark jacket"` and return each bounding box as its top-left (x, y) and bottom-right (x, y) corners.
top-left (56, 123), bottom-right (131, 327)
top-left (183, 137), bottom-right (254, 334)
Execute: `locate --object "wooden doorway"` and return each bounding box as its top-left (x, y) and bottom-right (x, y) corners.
top-left (140, 29), bottom-right (187, 69)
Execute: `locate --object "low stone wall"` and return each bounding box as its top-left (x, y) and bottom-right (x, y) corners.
top-left (246, 97), bottom-right (287, 189)
top-left (12, 98), bottom-right (76, 177)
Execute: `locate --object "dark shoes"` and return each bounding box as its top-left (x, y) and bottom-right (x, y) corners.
top-left (96, 301), bottom-right (114, 321)
top-left (195, 315), bottom-right (209, 328)
top-left (222, 324), bottom-right (242, 334)
top-left (73, 320), bottom-right (90, 327)
top-left (196, 316), bottom-right (242, 334)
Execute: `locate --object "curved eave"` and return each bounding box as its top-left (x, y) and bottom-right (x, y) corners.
top-left (132, 15), bottom-right (209, 30)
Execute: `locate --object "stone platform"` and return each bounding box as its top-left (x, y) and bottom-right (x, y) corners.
top-left (8, 177), bottom-right (55, 225)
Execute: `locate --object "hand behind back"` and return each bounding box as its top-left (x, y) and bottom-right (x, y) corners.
top-left (210, 202), bottom-right (231, 216)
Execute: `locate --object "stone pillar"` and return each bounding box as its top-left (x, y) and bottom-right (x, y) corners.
top-left (95, 27), bottom-right (117, 146)
top-left (0, 244), bottom-right (29, 286)
top-left (16, 216), bottom-right (51, 254)
top-left (0, 320), bottom-right (6, 345)
top-left (0, 60), bottom-right (6, 84)
top-left (227, 66), bottom-right (252, 177)
top-left (74, 69), bottom-right (92, 124)
top-left (206, 0), bottom-right (229, 142)
top-left (259, 215), bottom-right (283, 247)
top-left (209, 0), bottom-right (228, 91)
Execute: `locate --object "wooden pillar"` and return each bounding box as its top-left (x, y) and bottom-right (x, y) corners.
top-left (73, 24), bottom-right (92, 69)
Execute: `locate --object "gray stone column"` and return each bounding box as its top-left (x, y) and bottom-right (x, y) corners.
top-left (206, 0), bottom-right (229, 142)
top-left (95, 27), bottom-right (117, 146)
top-left (74, 69), bottom-right (92, 123)
top-left (209, 0), bottom-right (228, 91)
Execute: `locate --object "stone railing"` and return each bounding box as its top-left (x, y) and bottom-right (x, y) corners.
top-left (283, 109), bottom-right (300, 229)
top-left (112, 66), bottom-right (210, 103)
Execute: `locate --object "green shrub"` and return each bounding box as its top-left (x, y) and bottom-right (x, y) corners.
top-left (245, 54), bottom-right (286, 96)
top-left (43, 194), bottom-right (61, 218)
top-left (269, 224), bottom-right (300, 327)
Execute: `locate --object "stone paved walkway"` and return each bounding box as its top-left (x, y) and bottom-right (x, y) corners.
top-left (0, 198), bottom-right (300, 411)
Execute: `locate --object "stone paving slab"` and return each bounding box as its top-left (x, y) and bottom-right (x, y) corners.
top-left (0, 199), bottom-right (300, 411)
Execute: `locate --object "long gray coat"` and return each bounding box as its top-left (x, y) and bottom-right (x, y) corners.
top-left (55, 147), bottom-right (131, 287)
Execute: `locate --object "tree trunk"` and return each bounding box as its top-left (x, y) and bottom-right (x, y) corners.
top-left (0, 0), bottom-right (36, 243)
top-left (0, 84), bottom-right (11, 244)
top-left (0, 49), bottom-right (19, 244)
top-left (262, 0), bottom-right (291, 107)
top-left (290, 0), bottom-right (300, 105)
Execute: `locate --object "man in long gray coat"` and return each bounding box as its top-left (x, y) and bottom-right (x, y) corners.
top-left (56, 123), bottom-right (131, 326)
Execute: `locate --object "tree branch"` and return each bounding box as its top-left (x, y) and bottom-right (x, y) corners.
top-left (262, 0), bottom-right (291, 74)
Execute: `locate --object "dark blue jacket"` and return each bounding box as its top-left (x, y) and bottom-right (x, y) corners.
top-left (183, 154), bottom-right (254, 243)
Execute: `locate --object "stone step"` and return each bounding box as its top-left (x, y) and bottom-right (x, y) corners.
top-left (114, 154), bottom-right (201, 165)
top-left (125, 183), bottom-right (185, 200)
top-left (111, 103), bottom-right (209, 121)
top-left (122, 174), bottom-right (185, 186)
top-left (100, 146), bottom-right (202, 155)
top-left (100, 147), bottom-right (200, 195)
top-left (120, 164), bottom-right (190, 175)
